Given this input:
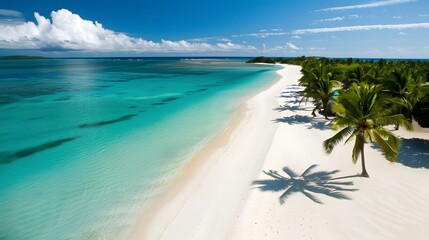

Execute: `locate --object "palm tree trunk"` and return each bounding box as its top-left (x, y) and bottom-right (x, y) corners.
top-left (395, 107), bottom-right (403, 130)
top-left (361, 144), bottom-right (369, 178)
top-left (322, 100), bottom-right (328, 119)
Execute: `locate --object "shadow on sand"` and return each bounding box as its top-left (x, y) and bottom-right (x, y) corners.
top-left (274, 114), bottom-right (330, 130)
top-left (253, 165), bottom-right (359, 204)
top-left (386, 138), bottom-right (428, 169)
top-left (274, 105), bottom-right (306, 113)
top-left (370, 137), bottom-right (429, 169)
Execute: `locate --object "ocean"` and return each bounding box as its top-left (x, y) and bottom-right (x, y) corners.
top-left (0, 58), bottom-right (280, 239)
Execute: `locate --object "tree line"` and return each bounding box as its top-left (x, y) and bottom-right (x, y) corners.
top-left (246, 56), bottom-right (429, 177)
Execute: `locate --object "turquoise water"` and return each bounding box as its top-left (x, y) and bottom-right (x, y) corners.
top-left (0, 58), bottom-right (279, 240)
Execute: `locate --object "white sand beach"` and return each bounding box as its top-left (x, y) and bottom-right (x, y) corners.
top-left (129, 64), bottom-right (429, 240)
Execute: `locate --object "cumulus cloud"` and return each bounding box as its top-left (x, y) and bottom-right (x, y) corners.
top-left (0, 9), bottom-right (255, 52)
top-left (292, 22), bottom-right (429, 34)
top-left (291, 35), bottom-right (301, 39)
top-left (216, 42), bottom-right (256, 50)
top-left (318, 0), bottom-right (415, 11)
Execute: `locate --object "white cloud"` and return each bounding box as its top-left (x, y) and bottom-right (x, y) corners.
top-left (291, 35), bottom-right (301, 39)
top-left (232, 31), bottom-right (287, 38)
top-left (0, 9), bottom-right (24, 26)
top-left (393, 16), bottom-right (403, 19)
top-left (187, 36), bottom-right (231, 43)
top-left (0, 18), bottom-right (25, 26)
top-left (218, 38), bottom-right (231, 42)
top-left (0, 9), bottom-right (23, 18)
top-left (318, 0), bottom-right (415, 11)
top-left (286, 42), bottom-right (300, 50)
top-left (216, 42), bottom-right (255, 50)
top-left (307, 47), bottom-right (326, 51)
top-left (292, 22), bottom-right (429, 34)
top-left (398, 31), bottom-right (407, 35)
top-left (419, 14), bottom-right (428, 17)
top-left (0, 9), bottom-right (255, 52)
top-left (318, 17), bottom-right (346, 22)
top-left (388, 46), bottom-right (408, 53)
top-left (315, 15), bottom-right (359, 23)
top-left (263, 42), bottom-right (300, 52)
top-left (264, 44), bottom-right (325, 53)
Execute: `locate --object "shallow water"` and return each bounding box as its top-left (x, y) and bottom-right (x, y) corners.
top-left (0, 58), bottom-right (279, 239)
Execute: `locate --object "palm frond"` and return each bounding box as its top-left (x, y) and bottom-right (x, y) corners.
top-left (323, 127), bottom-right (353, 153)
top-left (344, 130), bottom-right (358, 144)
top-left (372, 127), bottom-right (401, 162)
top-left (377, 114), bottom-right (412, 130)
top-left (338, 97), bottom-right (362, 119)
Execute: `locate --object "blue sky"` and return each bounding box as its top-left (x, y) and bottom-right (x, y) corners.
top-left (0, 0), bottom-right (428, 58)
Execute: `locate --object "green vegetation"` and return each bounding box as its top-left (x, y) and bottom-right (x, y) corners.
top-left (245, 56), bottom-right (306, 65)
top-left (299, 61), bottom-right (341, 119)
top-left (413, 95), bottom-right (429, 127)
top-left (247, 56), bottom-right (429, 177)
top-left (323, 83), bottom-right (411, 177)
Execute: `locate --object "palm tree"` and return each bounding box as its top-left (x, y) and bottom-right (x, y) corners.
top-left (343, 65), bottom-right (374, 88)
top-left (299, 62), bottom-right (341, 119)
top-left (382, 68), bottom-right (426, 129)
top-left (323, 83), bottom-right (412, 177)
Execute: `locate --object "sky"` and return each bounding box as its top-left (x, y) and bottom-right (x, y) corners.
top-left (0, 0), bottom-right (428, 58)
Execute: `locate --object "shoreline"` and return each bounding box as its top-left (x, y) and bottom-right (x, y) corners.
top-left (127, 64), bottom-right (289, 239)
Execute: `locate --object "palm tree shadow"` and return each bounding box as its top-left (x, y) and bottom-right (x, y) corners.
top-left (253, 165), bottom-right (359, 204)
top-left (371, 138), bottom-right (429, 169)
top-left (274, 105), bottom-right (306, 113)
top-left (273, 115), bottom-right (330, 130)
